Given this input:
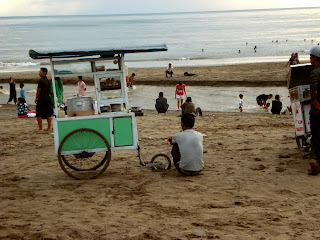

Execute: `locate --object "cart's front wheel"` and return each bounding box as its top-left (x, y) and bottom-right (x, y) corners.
top-left (150, 154), bottom-right (171, 170)
top-left (58, 128), bottom-right (111, 179)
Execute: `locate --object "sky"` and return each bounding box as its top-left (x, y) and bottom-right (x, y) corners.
top-left (1, 0), bottom-right (320, 17)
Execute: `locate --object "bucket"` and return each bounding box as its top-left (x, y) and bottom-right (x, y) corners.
top-left (110, 103), bottom-right (122, 112)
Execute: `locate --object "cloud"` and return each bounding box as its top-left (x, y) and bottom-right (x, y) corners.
top-left (1, 0), bottom-right (319, 16)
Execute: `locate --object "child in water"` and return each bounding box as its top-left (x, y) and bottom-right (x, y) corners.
top-left (239, 94), bottom-right (244, 112)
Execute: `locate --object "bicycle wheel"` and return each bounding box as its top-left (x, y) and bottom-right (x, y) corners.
top-left (58, 128), bottom-right (111, 179)
top-left (150, 153), bottom-right (171, 170)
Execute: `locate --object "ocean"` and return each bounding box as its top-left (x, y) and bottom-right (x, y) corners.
top-left (0, 7), bottom-right (319, 72)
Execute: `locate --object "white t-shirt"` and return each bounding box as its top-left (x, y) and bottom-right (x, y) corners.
top-left (172, 129), bottom-right (204, 171)
top-left (239, 98), bottom-right (243, 107)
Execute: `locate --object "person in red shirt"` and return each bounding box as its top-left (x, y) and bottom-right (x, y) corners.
top-left (175, 81), bottom-right (187, 110)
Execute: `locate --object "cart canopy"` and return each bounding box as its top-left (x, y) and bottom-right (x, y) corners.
top-left (29, 44), bottom-right (167, 59)
top-left (288, 63), bottom-right (314, 89)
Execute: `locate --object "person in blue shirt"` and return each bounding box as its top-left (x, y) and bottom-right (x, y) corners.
top-left (20, 83), bottom-right (25, 100)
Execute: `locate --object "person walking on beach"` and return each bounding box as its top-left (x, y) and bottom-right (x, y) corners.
top-left (166, 63), bottom-right (173, 78)
top-left (77, 76), bottom-right (86, 96)
top-left (271, 94), bottom-right (282, 114)
top-left (168, 113), bottom-right (204, 176)
top-left (239, 94), bottom-right (244, 112)
top-left (35, 68), bottom-right (52, 132)
top-left (175, 81), bottom-right (186, 110)
top-left (155, 92), bottom-right (169, 113)
top-left (305, 46), bottom-right (320, 175)
top-left (256, 94), bottom-right (273, 107)
top-left (7, 76), bottom-right (17, 105)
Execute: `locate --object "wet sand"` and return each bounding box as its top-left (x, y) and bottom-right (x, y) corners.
top-left (1, 104), bottom-right (320, 239)
top-left (0, 62), bottom-right (294, 86)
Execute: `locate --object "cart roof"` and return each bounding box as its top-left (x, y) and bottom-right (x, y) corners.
top-left (29, 44), bottom-right (167, 59)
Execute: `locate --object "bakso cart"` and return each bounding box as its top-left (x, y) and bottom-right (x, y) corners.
top-left (288, 63), bottom-right (314, 149)
top-left (29, 45), bottom-right (169, 179)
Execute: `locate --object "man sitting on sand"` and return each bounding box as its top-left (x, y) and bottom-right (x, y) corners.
top-left (256, 94), bottom-right (273, 107)
top-left (271, 94), bottom-right (283, 114)
top-left (155, 92), bottom-right (169, 113)
top-left (168, 113), bottom-right (204, 176)
top-left (181, 96), bottom-right (202, 116)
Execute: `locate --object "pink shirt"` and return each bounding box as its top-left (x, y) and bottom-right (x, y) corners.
top-left (176, 84), bottom-right (185, 95)
top-left (78, 81), bottom-right (86, 96)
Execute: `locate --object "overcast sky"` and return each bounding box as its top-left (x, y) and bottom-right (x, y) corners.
top-left (1, 0), bottom-right (320, 16)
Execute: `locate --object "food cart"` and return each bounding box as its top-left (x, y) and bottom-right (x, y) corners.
top-left (29, 45), bottom-right (171, 179)
top-left (288, 63), bottom-right (314, 149)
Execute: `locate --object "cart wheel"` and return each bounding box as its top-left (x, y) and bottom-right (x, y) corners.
top-left (296, 136), bottom-right (304, 150)
top-left (150, 154), bottom-right (171, 170)
top-left (58, 128), bottom-right (111, 179)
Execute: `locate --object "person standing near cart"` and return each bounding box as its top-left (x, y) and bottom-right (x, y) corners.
top-left (35, 68), bottom-right (52, 132)
top-left (306, 46), bottom-right (320, 175)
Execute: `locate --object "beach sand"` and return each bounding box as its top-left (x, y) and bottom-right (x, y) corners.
top-left (1, 104), bottom-right (320, 239)
top-left (0, 62), bottom-right (293, 86)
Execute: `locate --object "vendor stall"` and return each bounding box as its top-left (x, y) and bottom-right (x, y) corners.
top-left (29, 44), bottom-right (169, 179)
top-left (288, 63), bottom-right (314, 149)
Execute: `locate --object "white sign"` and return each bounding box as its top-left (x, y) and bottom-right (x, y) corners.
top-left (292, 102), bottom-right (305, 136)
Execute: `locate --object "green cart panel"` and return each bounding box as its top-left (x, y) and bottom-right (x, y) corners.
top-left (58, 118), bottom-right (110, 152)
top-left (113, 117), bottom-right (133, 147)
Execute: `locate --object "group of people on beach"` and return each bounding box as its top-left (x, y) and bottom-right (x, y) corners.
top-left (237, 93), bottom-right (286, 114)
top-left (4, 44), bottom-right (320, 177)
top-left (6, 68), bottom-right (88, 131)
top-left (5, 77), bottom-right (35, 118)
top-left (155, 79), bottom-right (202, 117)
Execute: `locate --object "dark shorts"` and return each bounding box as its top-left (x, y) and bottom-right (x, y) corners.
top-left (36, 99), bottom-right (52, 119)
top-left (256, 97), bottom-right (263, 106)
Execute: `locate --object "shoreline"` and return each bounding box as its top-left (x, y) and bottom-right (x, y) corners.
top-left (0, 61), bottom-right (293, 87)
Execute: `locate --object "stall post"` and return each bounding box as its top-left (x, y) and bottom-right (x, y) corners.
top-left (50, 57), bottom-right (59, 117)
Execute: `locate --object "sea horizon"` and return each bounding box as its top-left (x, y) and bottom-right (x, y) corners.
top-left (0, 7), bottom-right (319, 72)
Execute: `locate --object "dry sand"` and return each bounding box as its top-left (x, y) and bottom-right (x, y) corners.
top-left (0, 62), bottom-right (295, 86)
top-left (1, 104), bottom-right (320, 240)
